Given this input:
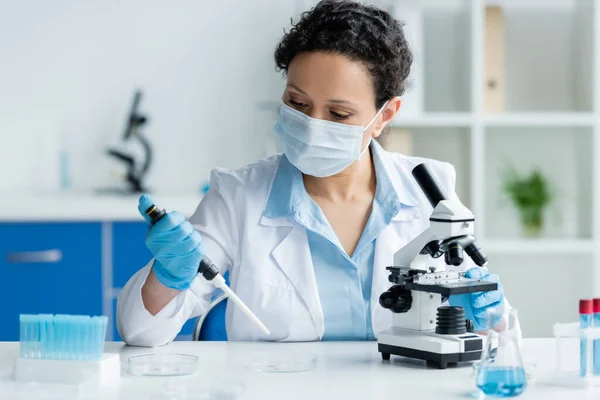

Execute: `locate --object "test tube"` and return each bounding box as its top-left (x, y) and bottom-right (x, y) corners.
top-left (593, 298), bottom-right (600, 376)
top-left (580, 299), bottom-right (593, 378)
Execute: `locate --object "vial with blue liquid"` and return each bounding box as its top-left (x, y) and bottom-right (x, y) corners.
top-left (476, 308), bottom-right (527, 398)
top-left (593, 299), bottom-right (600, 376)
top-left (580, 299), bottom-right (593, 378)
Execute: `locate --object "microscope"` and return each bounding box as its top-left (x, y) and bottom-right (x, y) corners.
top-left (377, 163), bottom-right (496, 369)
top-left (105, 90), bottom-right (153, 194)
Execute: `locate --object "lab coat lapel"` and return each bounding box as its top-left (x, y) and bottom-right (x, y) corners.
top-left (371, 207), bottom-right (421, 335)
top-left (271, 223), bottom-right (324, 338)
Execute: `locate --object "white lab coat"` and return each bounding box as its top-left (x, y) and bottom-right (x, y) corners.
top-left (117, 148), bottom-right (521, 347)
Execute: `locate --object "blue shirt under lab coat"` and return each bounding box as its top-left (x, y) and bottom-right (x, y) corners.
top-left (264, 142), bottom-right (402, 341)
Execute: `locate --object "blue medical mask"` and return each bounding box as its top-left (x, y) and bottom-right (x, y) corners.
top-left (273, 102), bottom-right (388, 177)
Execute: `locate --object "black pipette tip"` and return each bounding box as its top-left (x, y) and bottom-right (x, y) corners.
top-left (145, 205), bottom-right (166, 226)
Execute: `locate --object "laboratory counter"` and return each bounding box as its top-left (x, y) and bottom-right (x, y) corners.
top-left (0, 193), bottom-right (202, 221)
top-left (0, 339), bottom-right (598, 399)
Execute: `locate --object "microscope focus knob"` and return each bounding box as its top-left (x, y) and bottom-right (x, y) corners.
top-left (379, 285), bottom-right (412, 313)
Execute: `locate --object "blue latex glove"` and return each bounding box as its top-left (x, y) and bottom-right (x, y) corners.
top-left (448, 267), bottom-right (504, 331)
top-left (138, 194), bottom-right (204, 290)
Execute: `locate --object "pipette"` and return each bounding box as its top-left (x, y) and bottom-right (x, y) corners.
top-left (144, 204), bottom-right (270, 336)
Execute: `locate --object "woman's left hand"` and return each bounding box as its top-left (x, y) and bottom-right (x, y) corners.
top-left (448, 267), bottom-right (505, 332)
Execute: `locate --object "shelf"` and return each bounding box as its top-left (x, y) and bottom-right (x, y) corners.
top-left (391, 113), bottom-right (597, 127)
top-left (485, 0), bottom-right (582, 10)
top-left (488, 2), bottom-right (594, 112)
top-left (411, 127), bottom-right (472, 207)
top-left (484, 126), bottom-right (593, 239)
top-left (420, 5), bottom-right (471, 112)
top-left (390, 113), bottom-right (473, 127)
top-left (482, 239), bottom-right (594, 254)
top-left (483, 113), bottom-right (595, 127)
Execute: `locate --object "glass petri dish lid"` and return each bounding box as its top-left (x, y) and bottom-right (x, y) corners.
top-left (128, 353), bottom-right (199, 377)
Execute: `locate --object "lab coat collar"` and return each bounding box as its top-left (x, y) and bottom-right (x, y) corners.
top-left (373, 139), bottom-right (422, 206)
top-left (261, 140), bottom-right (419, 227)
top-left (261, 154), bottom-right (304, 227)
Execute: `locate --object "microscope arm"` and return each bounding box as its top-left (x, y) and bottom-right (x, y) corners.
top-left (393, 227), bottom-right (438, 268)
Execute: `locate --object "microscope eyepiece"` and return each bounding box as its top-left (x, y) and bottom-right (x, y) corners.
top-left (412, 163), bottom-right (447, 208)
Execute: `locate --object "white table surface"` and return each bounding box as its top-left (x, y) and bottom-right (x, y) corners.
top-left (1, 338), bottom-right (600, 399)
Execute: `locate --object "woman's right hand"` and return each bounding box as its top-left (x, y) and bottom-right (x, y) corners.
top-left (138, 195), bottom-right (205, 291)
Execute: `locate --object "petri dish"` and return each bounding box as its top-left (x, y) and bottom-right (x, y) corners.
top-left (248, 352), bottom-right (318, 373)
top-left (128, 353), bottom-right (199, 377)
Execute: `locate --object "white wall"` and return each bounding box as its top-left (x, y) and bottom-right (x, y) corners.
top-left (0, 0), bottom-right (300, 194)
top-left (0, 0), bottom-right (482, 195)
top-left (491, 253), bottom-right (594, 338)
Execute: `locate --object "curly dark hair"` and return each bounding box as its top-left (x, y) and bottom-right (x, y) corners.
top-left (274, 0), bottom-right (412, 109)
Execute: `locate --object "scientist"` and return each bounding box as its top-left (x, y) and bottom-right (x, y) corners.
top-left (117, 0), bottom-right (520, 346)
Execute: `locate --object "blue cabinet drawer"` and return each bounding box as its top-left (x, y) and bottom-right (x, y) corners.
top-left (0, 223), bottom-right (103, 341)
top-left (112, 222), bottom-right (152, 289)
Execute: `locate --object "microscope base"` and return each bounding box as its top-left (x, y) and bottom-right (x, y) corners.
top-left (377, 327), bottom-right (483, 369)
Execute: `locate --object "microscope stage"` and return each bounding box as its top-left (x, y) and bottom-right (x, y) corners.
top-left (377, 327), bottom-right (483, 369)
top-left (406, 279), bottom-right (498, 296)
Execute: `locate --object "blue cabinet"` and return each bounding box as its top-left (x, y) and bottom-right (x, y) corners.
top-left (0, 223), bottom-right (103, 341)
top-left (112, 222), bottom-right (151, 342)
top-left (0, 221), bottom-right (199, 342)
top-left (112, 222), bottom-right (152, 289)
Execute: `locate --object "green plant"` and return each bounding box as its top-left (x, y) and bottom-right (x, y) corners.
top-left (501, 166), bottom-right (552, 236)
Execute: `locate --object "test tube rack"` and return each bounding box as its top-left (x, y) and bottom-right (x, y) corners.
top-left (0, 354), bottom-right (121, 399)
top-left (548, 322), bottom-right (600, 389)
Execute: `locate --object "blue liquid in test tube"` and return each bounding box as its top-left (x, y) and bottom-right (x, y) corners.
top-left (594, 299), bottom-right (600, 376)
top-left (580, 299), bottom-right (593, 378)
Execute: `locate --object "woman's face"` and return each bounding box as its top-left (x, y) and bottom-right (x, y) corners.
top-left (283, 51), bottom-right (400, 151)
